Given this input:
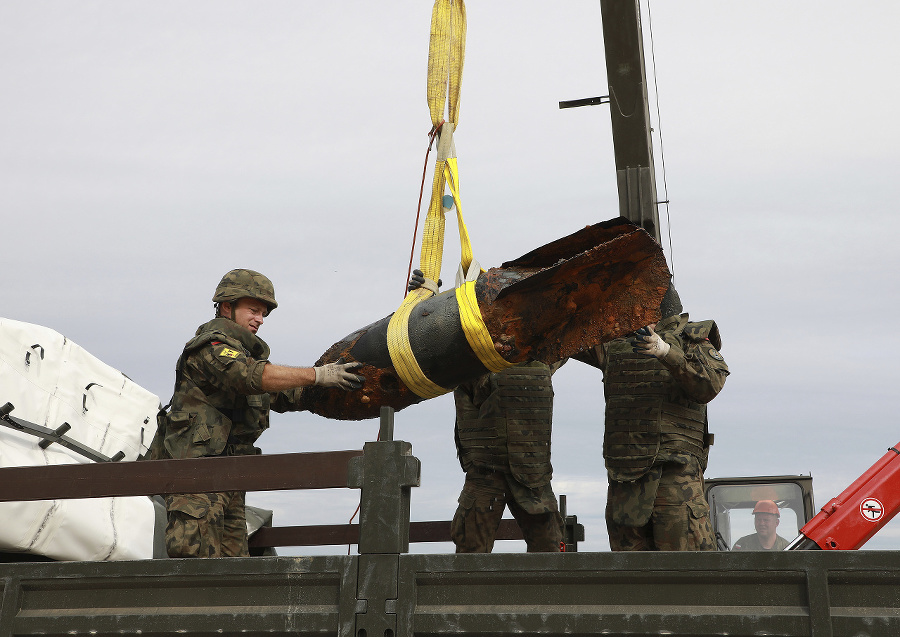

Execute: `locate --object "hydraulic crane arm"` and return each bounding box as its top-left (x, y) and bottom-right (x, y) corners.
top-left (789, 441), bottom-right (900, 550)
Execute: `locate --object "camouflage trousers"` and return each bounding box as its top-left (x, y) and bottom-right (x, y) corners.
top-left (450, 469), bottom-right (563, 553)
top-left (606, 458), bottom-right (715, 551)
top-left (165, 491), bottom-right (249, 558)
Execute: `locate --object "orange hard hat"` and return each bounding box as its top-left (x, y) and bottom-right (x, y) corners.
top-left (752, 500), bottom-right (780, 517)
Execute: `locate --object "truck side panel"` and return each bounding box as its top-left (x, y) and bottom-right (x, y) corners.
top-left (3, 551), bottom-right (900, 636)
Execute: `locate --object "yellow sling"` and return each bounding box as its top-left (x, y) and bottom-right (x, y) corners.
top-left (387, 0), bottom-right (513, 400)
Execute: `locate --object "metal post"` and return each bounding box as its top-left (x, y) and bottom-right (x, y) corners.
top-left (600, 0), bottom-right (661, 243)
top-left (347, 407), bottom-right (421, 636)
top-left (379, 405), bottom-right (395, 442)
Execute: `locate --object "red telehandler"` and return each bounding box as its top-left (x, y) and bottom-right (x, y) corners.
top-left (789, 442), bottom-right (900, 550)
top-left (705, 442), bottom-right (900, 551)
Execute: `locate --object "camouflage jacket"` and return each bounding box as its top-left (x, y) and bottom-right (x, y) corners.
top-left (453, 360), bottom-right (563, 489)
top-left (581, 313), bottom-right (729, 481)
top-left (154, 318), bottom-right (303, 460)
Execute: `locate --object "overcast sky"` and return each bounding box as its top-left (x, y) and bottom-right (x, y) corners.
top-left (3, 1), bottom-right (899, 554)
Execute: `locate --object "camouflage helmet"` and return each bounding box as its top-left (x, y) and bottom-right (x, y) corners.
top-left (212, 269), bottom-right (278, 313)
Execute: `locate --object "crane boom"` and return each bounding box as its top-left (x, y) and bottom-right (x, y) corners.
top-left (790, 441), bottom-right (900, 550)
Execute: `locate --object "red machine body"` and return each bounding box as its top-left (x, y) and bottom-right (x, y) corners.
top-left (798, 442), bottom-right (900, 550)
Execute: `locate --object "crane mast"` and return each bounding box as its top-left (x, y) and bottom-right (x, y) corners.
top-left (600, 0), bottom-right (661, 243)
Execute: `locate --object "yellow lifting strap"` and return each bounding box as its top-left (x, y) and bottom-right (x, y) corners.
top-left (387, 0), bottom-right (513, 399)
top-left (420, 0), bottom-right (468, 286)
top-left (427, 0), bottom-right (465, 130)
top-left (456, 280), bottom-right (516, 373)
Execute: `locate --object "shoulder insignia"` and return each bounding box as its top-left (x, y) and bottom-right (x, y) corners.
top-left (706, 346), bottom-right (724, 362)
top-left (218, 347), bottom-right (240, 359)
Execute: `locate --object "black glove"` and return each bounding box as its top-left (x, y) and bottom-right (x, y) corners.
top-left (407, 269), bottom-right (442, 293)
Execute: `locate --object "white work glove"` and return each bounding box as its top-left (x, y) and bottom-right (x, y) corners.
top-left (632, 325), bottom-right (670, 359)
top-left (314, 359), bottom-right (364, 390)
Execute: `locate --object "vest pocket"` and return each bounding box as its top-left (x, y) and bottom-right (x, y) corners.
top-left (167, 411), bottom-right (193, 430)
top-left (163, 411), bottom-right (198, 459)
top-left (192, 423), bottom-right (211, 445)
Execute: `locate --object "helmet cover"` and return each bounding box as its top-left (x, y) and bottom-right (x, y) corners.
top-left (212, 269), bottom-right (278, 313)
top-left (659, 282), bottom-right (683, 319)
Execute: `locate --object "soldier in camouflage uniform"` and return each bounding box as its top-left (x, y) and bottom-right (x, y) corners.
top-left (405, 269), bottom-right (564, 553)
top-left (151, 269), bottom-right (364, 558)
top-left (450, 361), bottom-right (565, 553)
top-left (580, 285), bottom-right (729, 551)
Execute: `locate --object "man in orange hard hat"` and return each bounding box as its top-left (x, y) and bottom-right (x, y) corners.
top-left (732, 500), bottom-right (789, 551)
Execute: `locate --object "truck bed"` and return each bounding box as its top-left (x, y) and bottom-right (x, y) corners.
top-left (2, 549), bottom-right (898, 636)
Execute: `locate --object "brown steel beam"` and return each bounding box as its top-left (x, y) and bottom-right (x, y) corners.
top-left (409, 519), bottom-right (524, 543)
top-left (251, 523), bottom-right (361, 548)
top-left (0, 450), bottom-right (363, 502)
top-left (249, 519), bottom-right (526, 548)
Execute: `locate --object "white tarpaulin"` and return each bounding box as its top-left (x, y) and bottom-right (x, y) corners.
top-left (0, 317), bottom-right (160, 561)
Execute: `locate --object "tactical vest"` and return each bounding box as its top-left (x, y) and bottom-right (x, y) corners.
top-left (455, 362), bottom-right (553, 489)
top-left (603, 316), bottom-right (708, 482)
top-left (158, 318), bottom-right (272, 460)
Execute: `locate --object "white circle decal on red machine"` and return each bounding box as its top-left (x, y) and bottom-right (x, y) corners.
top-left (860, 498), bottom-right (884, 522)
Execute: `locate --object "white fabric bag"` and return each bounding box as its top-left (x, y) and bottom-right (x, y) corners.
top-left (0, 317), bottom-right (160, 561)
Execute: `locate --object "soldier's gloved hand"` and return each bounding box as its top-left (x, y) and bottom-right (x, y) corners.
top-left (632, 325), bottom-right (670, 358)
top-left (314, 359), bottom-right (364, 390)
top-left (407, 269), bottom-right (441, 294)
